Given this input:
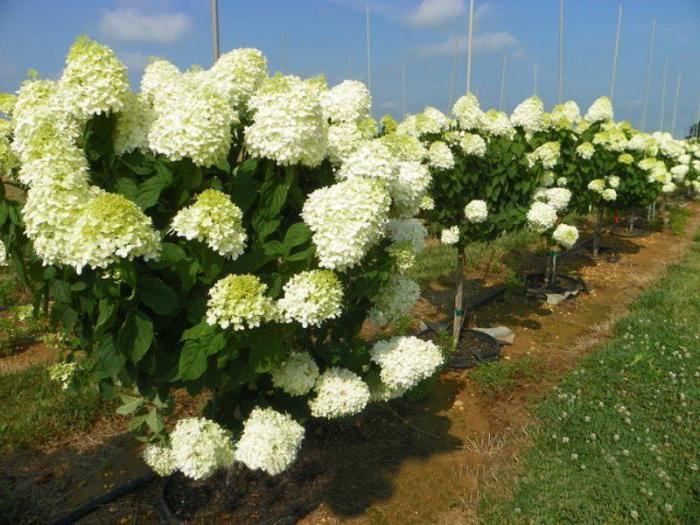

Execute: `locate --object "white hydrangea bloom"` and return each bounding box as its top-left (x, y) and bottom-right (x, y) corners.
top-left (336, 140), bottom-right (396, 182)
top-left (302, 178), bottom-right (391, 271)
top-left (390, 161), bottom-right (432, 217)
top-left (171, 189), bottom-right (246, 260)
top-left (464, 199), bottom-right (488, 224)
top-left (141, 59), bottom-right (182, 106)
top-left (441, 226), bottom-right (460, 245)
top-left (208, 48), bottom-right (267, 108)
top-left (511, 96), bottom-right (545, 134)
top-left (70, 193), bottom-right (161, 273)
top-left (270, 352), bottom-right (320, 396)
top-left (428, 141), bottom-right (455, 170)
top-left (618, 153), bottom-right (634, 165)
top-left (557, 177), bottom-right (568, 187)
top-left (552, 101), bottom-right (581, 124)
top-left (113, 92), bottom-right (153, 155)
top-left (552, 223), bottom-right (579, 249)
top-left (419, 195), bottom-right (435, 211)
top-left (0, 240), bottom-right (6, 266)
top-left (527, 201), bottom-right (558, 233)
top-left (638, 157), bottom-right (657, 171)
top-left (47, 361), bottom-right (79, 390)
top-left (385, 218), bottom-right (427, 253)
top-left (527, 141), bottom-right (560, 169)
top-left (415, 106), bottom-right (449, 135)
top-left (601, 188), bottom-right (617, 201)
top-left (482, 109), bottom-right (515, 138)
top-left (661, 182), bottom-right (676, 193)
top-left (368, 276), bottom-right (420, 326)
top-left (327, 122), bottom-right (364, 164)
top-left (380, 133), bottom-right (428, 162)
top-left (143, 444), bottom-right (177, 477)
top-left (309, 367), bottom-right (371, 418)
top-left (395, 114), bottom-right (419, 138)
top-left (460, 133), bottom-right (487, 157)
top-left (321, 80), bottom-right (371, 123)
top-left (670, 164), bottom-right (689, 181)
top-left (678, 153), bottom-right (691, 165)
top-left (576, 142), bottom-right (595, 160)
top-left (277, 270), bottom-right (344, 328)
top-left (452, 93), bottom-right (484, 130)
top-left (369, 335), bottom-right (444, 392)
top-left (58, 37), bottom-right (130, 120)
top-left (206, 274), bottom-right (277, 330)
top-left (543, 187), bottom-right (571, 212)
top-left (592, 128), bottom-right (628, 152)
top-left (588, 179), bottom-right (606, 193)
top-left (245, 75), bottom-right (327, 167)
top-left (169, 417), bottom-right (235, 480)
top-left (607, 175), bottom-right (620, 189)
top-left (585, 96), bottom-right (614, 122)
top-left (234, 407), bottom-right (305, 476)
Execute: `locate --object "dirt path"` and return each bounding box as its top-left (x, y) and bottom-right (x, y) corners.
top-left (3, 205), bottom-right (698, 525)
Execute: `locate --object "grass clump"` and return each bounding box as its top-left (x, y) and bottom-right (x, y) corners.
top-left (407, 244), bottom-right (456, 284)
top-left (480, 242), bottom-right (700, 524)
top-left (470, 355), bottom-right (542, 396)
top-left (667, 205), bottom-right (691, 236)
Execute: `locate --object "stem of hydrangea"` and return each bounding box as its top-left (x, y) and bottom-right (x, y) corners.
top-left (593, 207), bottom-right (604, 257)
top-left (452, 247), bottom-right (465, 345)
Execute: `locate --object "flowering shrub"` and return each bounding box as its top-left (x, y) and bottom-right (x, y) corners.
top-left (8, 37), bottom-right (446, 480)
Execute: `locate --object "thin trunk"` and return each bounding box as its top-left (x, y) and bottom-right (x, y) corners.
top-left (453, 250), bottom-right (465, 345)
top-left (592, 207), bottom-right (604, 257)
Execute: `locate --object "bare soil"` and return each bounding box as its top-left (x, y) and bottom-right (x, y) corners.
top-left (2, 204), bottom-right (698, 525)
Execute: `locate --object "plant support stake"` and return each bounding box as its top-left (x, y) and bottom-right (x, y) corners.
top-left (558, 0), bottom-right (564, 103)
top-left (210, 0), bottom-right (220, 63)
top-left (609, 5), bottom-right (622, 102)
top-left (640, 19), bottom-right (656, 131)
top-left (466, 0), bottom-right (474, 93)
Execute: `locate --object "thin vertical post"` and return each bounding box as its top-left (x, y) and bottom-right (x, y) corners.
top-left (401, 65), bottom-right (406, 117)
top-left (347, 54), bottom-right (352, 79)
top-left (210, 0), bottom-right (220, 63)
top-left (558, 0), bottom-right (564, 103)
top-left (466, 0), bottom-right (474, 93)
top-left (671, 74), bottom-right (682, 137)
top-left (449, 36), bottom-right (458, 110)
top-left (695, 92), bottom-right (700, 138)
top-left (609, 5), bottom-right (622, 102)
top-left (659, 57), bottom-right (668, 131)
top-left (366, 4), bottom-right (372, 101)
top-left (499, 54), bottom-right (507, 111)
top-left (282, 32), bottom-right (288, 72)
top-left (640, 19), bottom-right (656, 131)
top-left (533, 64), bottom-right (538, 96)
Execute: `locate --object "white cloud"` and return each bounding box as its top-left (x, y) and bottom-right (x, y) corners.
top-left (415, 31), bottom-right (520, 57)
top-left (100, 9), bottom-right (191, 43)
top-left (406, 0), bottom-right (465, 28)
top-left (117, 51), bottom-right (151, 72)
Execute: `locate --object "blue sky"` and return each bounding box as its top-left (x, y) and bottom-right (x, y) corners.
top-left (1, 0), bottom-right (699, 136)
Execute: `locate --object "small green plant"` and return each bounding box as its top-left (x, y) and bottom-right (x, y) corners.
top-left (470, 355), bottom-right (542, 396)
top-left (389, 315), bottom-right (415, 337)
top-left (407, 244), bottom-right (456, 284)
top-left (667, 205), bottom-right (691, 236)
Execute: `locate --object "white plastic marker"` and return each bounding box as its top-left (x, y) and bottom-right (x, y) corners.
top-left (466, 0), bottom-right (474, 93)
top-left (609, 5), bottom-right (623, 102)
top-left (499, 54), bottom-right (507, 111)
top-left (558, 0), bottom-right (564, 103)
top-left (659, 57), bottom-right (668, 131)
top-left (640, 19), bottom-right (656, 131)
top-left (671, 74), bottom-right (682, 138)
top-left (210, 0), bottom-right (220, 62)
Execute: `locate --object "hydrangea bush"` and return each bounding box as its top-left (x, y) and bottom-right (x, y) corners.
top-left (7, 37), bottom-right (445, 480)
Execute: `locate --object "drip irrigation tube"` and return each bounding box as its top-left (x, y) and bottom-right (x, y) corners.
top-left (47, 472), bottom-right (156, 525)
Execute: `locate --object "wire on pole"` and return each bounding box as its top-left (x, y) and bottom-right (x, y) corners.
top-left (670, 73), bottom-right (682, 138)
top-left (466, 0), bottom-right (474, 94)
top-left (558, 0), bottom-right (564, 103)
top-left (499, 54), bottom-right (507, 111)
top-left (609, 5), bottom-right (623, 102)
top-left (659, 57), bottom-right (668, 131)
top-left (366, 4), bottom-right (372, 104)
top-left (401, 65), bottom-right (406, 117)
top-left (210, 0), bottom-right (220, 63)
top-left (640, 19), bottom-right (656, 131)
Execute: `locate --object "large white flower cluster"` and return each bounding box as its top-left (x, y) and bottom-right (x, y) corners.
top-left (576, 141), bottom-right (595, 159)
top-left (206, 274), bottom-right (277, 330)
top-left (208, 48), bottom-right (268, 108)
top-left (541, 187), bottom-right (571, 212)
top-left (441, 226), bottom-right (460, 245)
top-left (321, 80), bottom-right (371, 123)
top-left (588, 178), bottom-right (617, 201)
top-left (551, 101), bottom-right (581, 126)
top-left (415, 106), bottom-right (450, 136)
top-left (368, 276), bottom-right (420, 326)
top-left (452, 93), bottom-right (484, 130)
top-left (464, 199), bottom-right (488, 224)
top-left (309, 367), bottom-right (371, 418)
top-left (234, 407), bottom-right (305, 476)
top-left (169, 417), bottom-right (235, 480)
top-left (670, 164), bottom-right (689, 182)
top-left (271, 352), bottom-right (320, 396)
top-left (460, 133), bottom-right (487, 157)
top-left (651, 131), bottom-right (686, 160)
top-left (385, 218), bottom-right (427, 253)
top-left (390, 161), bottom-right (432, 217)
top-left (428, 140), bottom-right (455, 169)
top-left (327, 122), bottom-right (364, 164)
top-left (380, 133), bottom-right (428, 162)
top-left (143, 444), bottom-right (177, 477)
top-left (527, 201), bottom-right (558, 233)
top-left (483, 109), bottom-right (515, 138)
top-left (585, 96), bottom-right (614, 122)
top-left (113, 92), bottom-right (153, 155)
top-left (171, 189), bottom-right (247, 259)
top-left (592, 127), bottom-right (628, 152)
top-left (552, 223), bottom-right (579, 249)
top-left (47, 361), bottom-right (79, 390)
top-left (369, 336), bottom-right (444, 398)
top-left (245, 75), bottom-right (327, 167)
top-left (277, 270), bottom-right (344, 327)
top-left (511, 96), bottom-right (545, 134)
top-left (302, 177), bottom-right (391, 271)
top-left (527, 141), bottom-right (561, 169)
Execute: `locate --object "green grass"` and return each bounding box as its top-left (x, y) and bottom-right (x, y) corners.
top-left (668, 205), bottom-right (691, 236)
top-left (0, 366), bottom-right (106, 452)
top-left (407, 244), bottom-right (457, 284)
top-left (470, 355), bottom-right (543, 397)
top-left (480, 240), bottom-right (700, 524)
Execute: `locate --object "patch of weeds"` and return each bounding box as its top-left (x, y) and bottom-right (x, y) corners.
top-left (0, 307), bottom-right (49, 357)
top-left (408, 244), bottom-right (456, 284)
top-left (388, 315), bottom-right (414, 337)
top-left (0, 272), bottom-right (22, 307)
top-left (667, 206), bottom-right (691, 236)
top-left (692, 230), bottom-right (700, 242)
top-left (470, 355), bottom-right (542, 396)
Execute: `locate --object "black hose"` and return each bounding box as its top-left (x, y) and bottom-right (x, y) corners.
top-left (47, 472), bottom-right (156, 525)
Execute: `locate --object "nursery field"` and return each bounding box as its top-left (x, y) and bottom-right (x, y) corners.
top-left (0, 203), bottom-right (697, 524)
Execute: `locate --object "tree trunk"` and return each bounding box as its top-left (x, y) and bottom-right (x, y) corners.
top-left (592, 207), bottom-right (604, 257)
top-left (452, 249), bottom-right (465, 345)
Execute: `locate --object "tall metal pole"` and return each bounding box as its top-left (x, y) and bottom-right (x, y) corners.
top-left (533, 64), bottom-right (538, 96)
top-left (210, 0), bottom-right (220, 63)
top-left (558, 0), bottom-right (564, 103)
top-left (695, 92), bottom-right (700, 138)
top-left (282, 32), bottom-right (288, 72)
top-left (347, 54), bottom-right (352, 79)
top-left (401, 65), bottom-right (406, 117)
top-left (640, 19), bottom-right (656, 131)
top-left (609, 5), bottom-right (623, 102)
top-left (499, 54), bottom-right (507, 111)
top-left (366, 5), bottom-right (372, 101)
top-left (449, 36), bottom-right (458, 110)
top-left (466, 0), bottom-right (474, 93)
top-left (659, 57), bottom-right (668, 131)
top-left (670, 74), bottom-right (681, 137)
